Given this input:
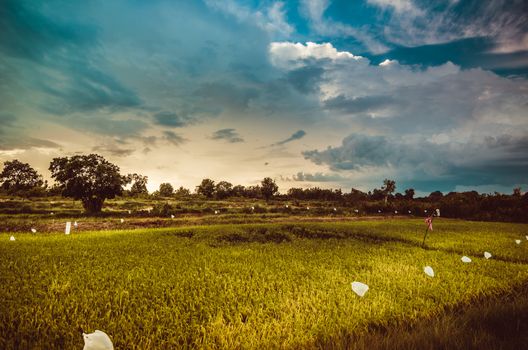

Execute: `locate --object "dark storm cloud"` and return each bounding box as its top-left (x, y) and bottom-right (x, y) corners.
top-left (92, 144), bottom-right (135, 157)
top-left (194, 82), bottom-right (260, 111)
top-left (163, 131), bottom-right (187, 146)
top-left (0, 113), bottom-right (16, 134)
top-left (285, 65), bottom-right (325, 94)
top-left (0, 0), bottom-right (324, 146)
top-left (303, 133), bottom-right (528, 188)
top-left (68, 115), bottom-right (148, 138)
top-left (0, 113), bottom-right (61, 151)
top-left (0, 0), bottom-right (142, 115)
top-left (0, 137), bottom-right (61, 151)
top-left (0, 0), bottom-right (97, 62)
top-left (303, 134), bottom-right (399, 170)
top-left (211, 129), bottom-right (244, 143)
top-left (272, 130), bottom-right (307, 146)
top-left (38, 65), bottom-right (142, 114)
top-left (153, 112), bottom-right (190, 128)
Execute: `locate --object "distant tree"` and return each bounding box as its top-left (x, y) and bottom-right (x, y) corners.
top-left (428, 191), bottom-right (444, 201)
top-left (215, 181), bottom-right (233, 199)
top-left (232, 185), bottom-right (246, 197)
top-left (244, 185), bottom-right (261, 198)
top-left (382, 179), bottom-right (396, 204)
top-left (196, 178), bottom-right (215, 198)
top-left (404, 188), bottom-right (415, 200)
top-left (0, 160), bottom-right (44, 195)
top-left (261, 177), bottom-right (278, 200)
top-left (159, 183), bottom-right (174, 197)
top-left (287, 188), bottom-right (304, 199)
top-left (126, 173), bottom-right (148, 196)
top-left (49, 154), bottom-right (125, 213)
top-left (47, 183), bottom-right (63, 196)
top-left (370, 188), bottom-right (385, 201)
top-left (347, 188), bottom-right (367, 201)
top-left (287, 187), bottom-right (342, 201)
top-left (513, 187), bottom-right (522, 197)
top-left (174, 186), bottom-right (190, 197)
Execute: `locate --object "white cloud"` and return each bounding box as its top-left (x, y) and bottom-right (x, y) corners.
top-left (269, 42), bottom-right (363, 69)
top-left (378, 59), bottom-right (397, 67)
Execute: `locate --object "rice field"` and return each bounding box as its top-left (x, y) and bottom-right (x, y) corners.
top-left (1, 219), bottom-right (527, 349)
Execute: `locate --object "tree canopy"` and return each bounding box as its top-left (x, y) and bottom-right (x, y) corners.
top-left (49, 154), bottom-right (125, 213)
top-left (404, 188), bottom-right (415, 200)
top-left (196, 178), bottom-right (215, 198)
top-left (159, 183), bottom-right (174, 197)
top-left (126, 173), bottom-right (149, 196)
top-left (261, 177), bottom-right (278, 200)
top-left (215, 181), bottom-right (233, 199)
top-left (0, 160), bottom-right (44, 194)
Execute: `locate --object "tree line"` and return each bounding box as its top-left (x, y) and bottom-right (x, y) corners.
top-left (0, 155), bottom-right (526, 222)
top-left (0, 155), bottom-right (280, 213)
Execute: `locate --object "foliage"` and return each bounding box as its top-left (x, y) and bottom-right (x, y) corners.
top-left (196, 179), bottom-right (215, 198)
top-left (152, 202), bottom-right (173, 216)
top-left (429, 190), bottom-right (444, 201)
top-left (345, 188), bottom-right (368, 202)
top-left (49, 154), bottom-right (125, 213)
top-left (174, 186), bottom-right (190, 198)
top-left (288, 187), bottom-right (343, 201)
top-left (404, 188), bottom-right (415, 200)
top-left (126, 173), bottom-right (149, 197)
top-left (0, 160), bottom-right (44, 195)
top-left (158, 183), bottom-right (174, 197)
top-left (243, 185), bottom-right (261, 198)
top-left (370, 188), bottom-right (385, 201)
top-left (232, 185), bottom-right (246, 197)
top-left (215, 181), bottom-right (233, 199)
top-left (260, 177), bottom-right (278, 200)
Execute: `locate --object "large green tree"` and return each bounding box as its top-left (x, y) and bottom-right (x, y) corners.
top-left (0, 160), bottom-right (44, 194)
top-left (49, 154), bottom-right (126, 213)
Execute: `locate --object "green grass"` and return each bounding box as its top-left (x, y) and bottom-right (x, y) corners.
top-left (1, 220), bottom-right (527, 349)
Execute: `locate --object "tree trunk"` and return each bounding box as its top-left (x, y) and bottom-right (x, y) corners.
top-left (82, 197), bottom-right (104, 213)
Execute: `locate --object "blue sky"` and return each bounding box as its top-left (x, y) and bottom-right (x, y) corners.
top-left (1, 0), bottom-right (527, 194)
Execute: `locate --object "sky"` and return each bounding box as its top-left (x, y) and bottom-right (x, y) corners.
top-left (1, 0), bottom-right (527, 195)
